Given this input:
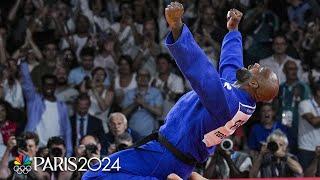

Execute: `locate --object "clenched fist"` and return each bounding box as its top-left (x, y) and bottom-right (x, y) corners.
top-left (227, 9), bottom-right (243, 31)
top-left (165, 2), bottom-right (184, 30)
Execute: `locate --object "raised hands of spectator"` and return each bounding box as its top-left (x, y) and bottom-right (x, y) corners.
top-left (75, 144), bottom-right (86, 157)
top-left (6, 136), bottom-right (17, 151)
top-left (107, 144), bottom-right (116, 155)
top-left (259, 142), bottom-right (269, 155)
top-left (135, 94), bottom-right (146, 107)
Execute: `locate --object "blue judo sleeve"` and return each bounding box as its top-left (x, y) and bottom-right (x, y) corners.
top-left (165, 24), bottom-right (230, 120)
top-left (219, 30), bottom-right (244, 83)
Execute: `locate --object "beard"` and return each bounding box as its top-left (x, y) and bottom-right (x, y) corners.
top-left (236, 68), bottom-right (252, 83)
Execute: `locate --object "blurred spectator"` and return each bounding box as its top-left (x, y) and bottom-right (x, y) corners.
top-left (10, 27), bottom-right (42, 70)
top-left (248, 103), bottom-right (288, 157)
top-left (20, 60), bottom-right (72, 156)
top-left (54, 66), bottom-right (79, 116)
top-left (31, 41), bottom-right (57, 89)
top-left (133, 19), bottom-right (161, 77)
top-left (94, 34), bottom-right (120, 79)
top-left (114, 55), bottom-right (137, 104)
top-left (259, 35), bottom-right (303, 84)
top-left (2, 58), bottom-right (25, 109)
top-left (68, 47), bottom-right (108, 87)
top-left (121, 68), bottom-right (163, 137)
top-left (249, 130), bottom-right (303, 178)
top-left (61, 14), bottom-right (91, 59)
top-left (58, 48), bottom-right (79, 70)
top-left (45, 136), bottom-right (67, 179)
top-left (71, 135), bottom-right (102, 179)
top-left (110, 2), bottom-right (138, 58)
top-left (301, 21), bottom-right (320, 53)
top-left (8, 0), bottom-right (37, 48)
top-left (287, 0), bottom-right (312, 28)
top-left (51, 1), bottom-right (75, 38)
top-left (47, 136), bottom-right (67, 158)
top-left (114, 131), bottom-right (133, 152)
top-left (204, 138), bottom-right (252, 179)
top-left (243, 0), bottom-right (279, 61)
top-left (0, 132), bottom-right (41, 179)
top-left (0, 101), bottom-right (17, 158)
top-left (304, 146), bottom-right (320, 177)
top-left (151, 53), bottom-right (184, 121)
top-left (302, 49), bottom-right (320, 84)
top-left (79, 0), bottom-right (110, 34)
top-left (276, 60), bottom-right (310, 154)
top-left (70, 93), bottom-right (105, 148)
top-left (88, 67), bottom-right (114, 132)
top-left (193, 28), bottom-right (220, 67)
top-left (193, 6), bottom-right (225, 43)
top-left (105, 112), bottom-right (139, 155)
top-left (297, 82), bottom-right (320, 170)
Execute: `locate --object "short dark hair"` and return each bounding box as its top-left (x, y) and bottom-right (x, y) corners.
top-left (41, 74), bottom-right (57, 85)
top-left (88, 0), bottom-right (106, 12)
top-left (118, 55), bottom-right (133, 69)
top-left (21, 132), bottom-right (40, 146)
top-left (115, 132), bottom-right (132, 144)
top-left (272, 33), bottom-right (287, 43)
top-left (76, 93), bottom-right (91, 104)
top-left (156, 53), bottom-right (172, 63)
top-left (47, 136), bottom-right (65, 148)
top-left (80, 135), bottom-right (100, 144)
top-left (119, 1), bottom-right (132, 12)
top-left (91, 67), bottom-right (107, 79)
top-left (80, 47), bottom-right (95, 58)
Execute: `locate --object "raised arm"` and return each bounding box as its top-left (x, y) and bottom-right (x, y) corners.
top-left (165, 2), bottom-right (229, 118)
top-left (20, 59), bottom-right (38, 101)
top-left (219, 9), bottom-right (244, 83)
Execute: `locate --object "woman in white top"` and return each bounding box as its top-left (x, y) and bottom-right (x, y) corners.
top-left (88, 67), bottom-right (114, 133)
top-left (114, 55), bottom-right (137, 104)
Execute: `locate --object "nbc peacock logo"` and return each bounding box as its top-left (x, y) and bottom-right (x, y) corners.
top-left (13, 154), bottom-right (32, 175)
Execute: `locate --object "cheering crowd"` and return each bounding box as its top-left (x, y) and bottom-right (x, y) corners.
top-left (0, 0), bottom-right (320, 179)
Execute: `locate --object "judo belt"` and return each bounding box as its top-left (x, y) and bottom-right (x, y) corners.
top-left (130, 132), bottom-right (198, 166)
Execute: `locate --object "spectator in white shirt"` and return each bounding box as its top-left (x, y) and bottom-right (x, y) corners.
top-left (61, 14), bottom-right (90, 61)
top-left (301, 50), bottom-right (320, 84)
top-left (94, 34), bottom-right (120, 79)
top-left (151, 53), bottom-right (184, 120)
top-left (259, 35), bottom-right (303, 84)
top-left (80, 0), bottom-right (111, 34)
top-left (298, 82), bottom-right (320, 170)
